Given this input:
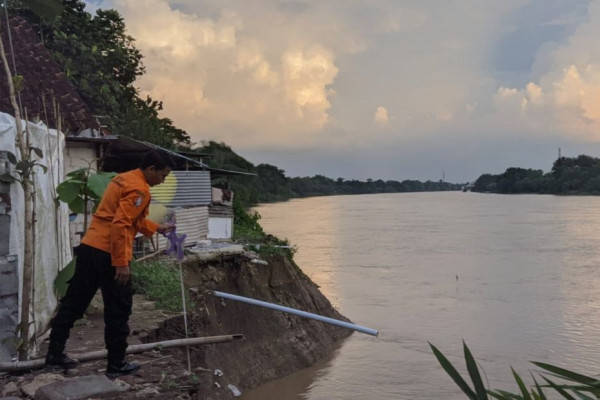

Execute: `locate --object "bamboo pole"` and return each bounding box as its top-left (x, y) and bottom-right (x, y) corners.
top-left (0, 334), bottom-right (244, 372)
top-left (135, 249), bottom-right (162, 262)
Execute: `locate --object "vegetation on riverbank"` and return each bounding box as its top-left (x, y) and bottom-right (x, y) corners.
top-left (202, 141), bottom-right (464, 207)
top-left (232, 199), bottom-right (296, 259)
top-left (472, 154), bottom-right (600, 194)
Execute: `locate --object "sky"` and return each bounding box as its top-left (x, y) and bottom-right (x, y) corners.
top-left (85, 0), bottom-right (600, 182)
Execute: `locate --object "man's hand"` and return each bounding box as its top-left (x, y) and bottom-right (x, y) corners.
top-left (157, 223), bottom-right (175, 234)
top-left (114, 266), bottom-right (131, 285)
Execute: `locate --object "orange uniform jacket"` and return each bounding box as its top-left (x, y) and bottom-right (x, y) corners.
top-left (82, 169), bottom-right (159, 267)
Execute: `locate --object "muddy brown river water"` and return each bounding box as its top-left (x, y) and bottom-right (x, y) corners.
top-left (243, 192), bottom-right (600, 399)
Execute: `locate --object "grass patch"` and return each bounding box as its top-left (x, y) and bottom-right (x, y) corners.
top-left (232, 198), bottom-right (266, 242)
top-left (131, 259), bottom-right (183, 312)
top-left (233, 198), bottom-right (297, 259)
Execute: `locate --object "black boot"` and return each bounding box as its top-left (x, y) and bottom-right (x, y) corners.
top-left (45, 352), bottom-right (79, 370)
top-left (106, 361), bottom-right (140, 379)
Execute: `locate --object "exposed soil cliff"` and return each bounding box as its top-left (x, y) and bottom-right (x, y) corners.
top-left (144, 251), bottom-right (352, 398)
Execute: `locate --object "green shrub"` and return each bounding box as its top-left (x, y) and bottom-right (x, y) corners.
top-left (232, 197), bottom-right (265, 242)
top-left (131, 260), bottom-right (183, 311)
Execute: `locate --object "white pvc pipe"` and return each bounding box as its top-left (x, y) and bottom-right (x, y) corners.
top-left (212, 290), bottom-right (379, 337)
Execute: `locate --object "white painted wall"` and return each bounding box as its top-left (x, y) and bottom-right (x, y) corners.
top-left (208, 217), bottom-right (233, 239)
top-left (64, 143), bottom-right (97, 174)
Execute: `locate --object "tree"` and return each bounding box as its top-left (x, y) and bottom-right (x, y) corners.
top-left (15, 0), bottom-right (191, 147)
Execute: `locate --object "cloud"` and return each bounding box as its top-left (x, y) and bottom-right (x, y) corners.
top-left (492, 1), bottom-right (600, 141)
top-left (110, 0), bottom-right (339, 148)
top-left (101, 0), bottom-right (535, 150)
top-left (85, 0), bottom-right (600, 180)
top-left (374, 106), bottom-right (389, 126)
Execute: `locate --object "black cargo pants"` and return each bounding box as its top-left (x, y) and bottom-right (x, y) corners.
top-left (48, 244), bottom-right (133, 365)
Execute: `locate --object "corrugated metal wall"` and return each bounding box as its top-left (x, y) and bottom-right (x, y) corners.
top-left (157, 206), bottom-right (208, 248)
top-left (151, 170), bottom-right (211, 207)
top-left (151, 171), bottom-right (211, 248)
top-left (209, 204), bottom-right (233, 218)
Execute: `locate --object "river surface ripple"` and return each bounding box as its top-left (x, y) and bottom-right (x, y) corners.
top-left (242, 192), bottom-right (600, 400)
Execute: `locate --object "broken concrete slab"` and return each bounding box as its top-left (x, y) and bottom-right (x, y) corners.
top-left (20, 373), bottom-right (64, 398)
top-left (1, 381), bottom-right (18, 396)
top-left (34, 374), bottom-right (126, 400)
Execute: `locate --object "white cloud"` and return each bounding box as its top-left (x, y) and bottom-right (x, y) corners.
top-left (374, 106), bottom-right (389, 126)
top-left (111, 0), bottom-right (340, 148)
top-left (492, 1), bottom-right (600, 141)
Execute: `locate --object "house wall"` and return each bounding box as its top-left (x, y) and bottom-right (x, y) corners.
top-left (207, 204), bottom-right (233, 240)
top-left (208, 217), bottom-right (233, 240)
top-left (64, 142), bottom-right (97, 174)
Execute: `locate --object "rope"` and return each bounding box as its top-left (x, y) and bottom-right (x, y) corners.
top-left (162, 216), bottom-right (191, 371)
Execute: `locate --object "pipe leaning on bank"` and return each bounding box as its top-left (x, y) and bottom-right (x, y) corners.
top-left (211, 290), bottom-right (379, 337)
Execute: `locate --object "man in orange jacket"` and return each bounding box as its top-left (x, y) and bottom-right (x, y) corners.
top-left (46, 150), bottom-right (175, 378)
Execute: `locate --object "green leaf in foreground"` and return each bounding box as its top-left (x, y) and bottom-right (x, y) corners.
top-left (463, 341), bottom-right (488, 399)
top-left (542, 377), bottom-right (577, 400)
top-left (56, 181), bottom-right (81, 203)
top-left (532, 362), bottom-right (600, 386)
top-left (531, 375), bottom-right (547, 400)
top-left (511, 368), bottom-right (532, 400)
top-left (30, 146), bottom-right (43, 159)
top-left (429, 342), bottom-right (477, 399)
top-left (571, 389), bottom-right (595, 400)
top-left (6, 151), bottom-right (17, 164)
top-left (87, 172), bottom-right (116, 198)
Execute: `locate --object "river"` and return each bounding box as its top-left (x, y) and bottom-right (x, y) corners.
top-left (242, 192), bottom-right (600, 399)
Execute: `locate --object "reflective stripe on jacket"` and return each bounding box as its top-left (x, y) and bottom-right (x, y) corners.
top-left (82, 168), bottom-right (159, 267)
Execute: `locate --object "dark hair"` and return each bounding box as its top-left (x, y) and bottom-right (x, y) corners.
top-left (140, 150), bottom-right (175, 170)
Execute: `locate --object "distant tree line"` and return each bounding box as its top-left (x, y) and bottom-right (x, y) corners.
top-left (199, 142), bottom-right (463, 207)
top-left (472, 155), bottom-right (600, 194)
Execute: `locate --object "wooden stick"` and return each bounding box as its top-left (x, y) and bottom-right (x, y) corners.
top-left (135, 250), bottom-right (163, 262)
top-left (178, 261), bottom-right (191, 372)
top-left (0, 334), bottom-right (244, 372)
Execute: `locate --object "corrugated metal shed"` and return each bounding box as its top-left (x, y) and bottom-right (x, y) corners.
top-left (157, 206), bottom-right (209, 247)
top-left (151, 170), bottom-right (212, 207)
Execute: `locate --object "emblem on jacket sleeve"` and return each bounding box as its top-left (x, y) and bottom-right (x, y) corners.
top-left (135, 195), bottom-right (143, 207)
